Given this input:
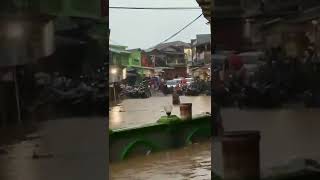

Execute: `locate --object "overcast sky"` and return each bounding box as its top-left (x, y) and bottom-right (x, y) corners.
top-left (109, 0), bottom-right (210, 49)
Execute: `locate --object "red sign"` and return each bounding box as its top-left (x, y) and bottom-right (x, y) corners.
top-left (141, 54), bottom-right (153, 67)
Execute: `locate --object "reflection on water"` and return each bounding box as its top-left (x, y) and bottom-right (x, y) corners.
top-left (219, 107), bottom-right (320, 177)
top-left (109, 96), bottom-right (211, 129)
top-left (110, 142), bottom-right (211, 180)
top-left (0, 117), bottom-right (107, 180)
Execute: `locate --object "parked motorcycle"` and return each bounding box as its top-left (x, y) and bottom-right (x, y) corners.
top-left (120, 80), bottom-right (151, 99)
top-left (238, 82), bottom-right (283, 108)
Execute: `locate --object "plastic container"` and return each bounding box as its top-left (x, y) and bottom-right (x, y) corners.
top-left (222, 131), bottom-right (260, 180)
top-left (180, 103), bottom-right (192, 120)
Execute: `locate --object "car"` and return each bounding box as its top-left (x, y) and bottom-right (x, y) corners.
top-left (186, 78), bottom-right (194, 86)
top-left (166, 80), bottom-right (180, 88)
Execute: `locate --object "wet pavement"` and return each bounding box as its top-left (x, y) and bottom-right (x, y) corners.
top-left (0, 117), bottom-right (107, 180)
top-left (214, 107), bottom-right (320, 177)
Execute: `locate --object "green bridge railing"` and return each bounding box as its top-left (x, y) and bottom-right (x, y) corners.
top-left (109, 115), bottom-right (211, 162)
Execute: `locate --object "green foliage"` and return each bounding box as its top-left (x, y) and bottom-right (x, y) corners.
top-left (157, 115), bottom-right (182, 124)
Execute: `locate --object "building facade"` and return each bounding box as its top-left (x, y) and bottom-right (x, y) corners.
top-left (145, 41), bottom-right (190, 79)
top-left (109, 44), bottom-right (130, 83)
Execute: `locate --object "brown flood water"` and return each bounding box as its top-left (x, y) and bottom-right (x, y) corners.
top-left (109, 96), bottom-right (212, 180)
top-left (110, 142), bottom-right (211, 180)
top-left (0, 117), bottom-right (108, 180)
top-left (109, 96), bottom-right (211, 129)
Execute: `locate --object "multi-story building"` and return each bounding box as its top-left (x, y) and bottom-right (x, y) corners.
top-left (197, 0), bottom-right (320, 52)
top-left (145, 41), bottom-right (190, 79)
top-left (109, 44), bottom-right (130, 83)
top-left (189, 34), bottom-right (211, 80)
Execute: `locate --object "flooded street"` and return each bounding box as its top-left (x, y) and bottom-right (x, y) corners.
top-left (110, 142), bottom-right (211, 180)
top-left (109, 96), bottom-right (211, 129)
top-left (109, 96), bottom-right (211, 180)
top-left (0, 117), bottom-right (107, 180)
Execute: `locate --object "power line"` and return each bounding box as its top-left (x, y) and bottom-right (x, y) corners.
top-left (110, 6), bottom-right (201, 10)
top-left (161, 13), bottom-right (203, 43)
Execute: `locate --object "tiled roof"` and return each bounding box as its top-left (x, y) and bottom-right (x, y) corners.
top-left (154, 41), bottom-right (191, 50)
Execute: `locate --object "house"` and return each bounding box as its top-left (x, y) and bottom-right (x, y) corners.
top-left (188, 34), bottom-right (211, 80)
top-left (191, 34), bottom-right (211, 66)
top-left (109, 44), bottom-right (130, 83)
top-left (126, 49), bottom-right (155, 78)
top-left (197, 0), bottom-right (319, 51)
top-left (240, 0), bottom-right (320, 52)
top-left (145, 41), bottom-right (190, 79)
top-left (244, 4), bottom-right (320, 58)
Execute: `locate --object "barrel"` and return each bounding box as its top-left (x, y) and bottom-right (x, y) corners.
top-left (222, 131), bottom-right (260, 180)
top-left (180, 103), bottom-right (192, 120)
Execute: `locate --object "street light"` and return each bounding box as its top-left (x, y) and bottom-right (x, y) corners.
top-left (111, 68), bottom-right (117, 74)
top-left (111, 68), bottom-right (118, 104)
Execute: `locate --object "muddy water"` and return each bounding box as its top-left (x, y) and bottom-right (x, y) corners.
top-left (109, 96), bottom-right (212, 180)
top-left (110, 142), bottom-right (211, 180)
top-left (0, 117), bottom-right (107, 180)
top-left (109, 96), bottom-right (211, 129)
